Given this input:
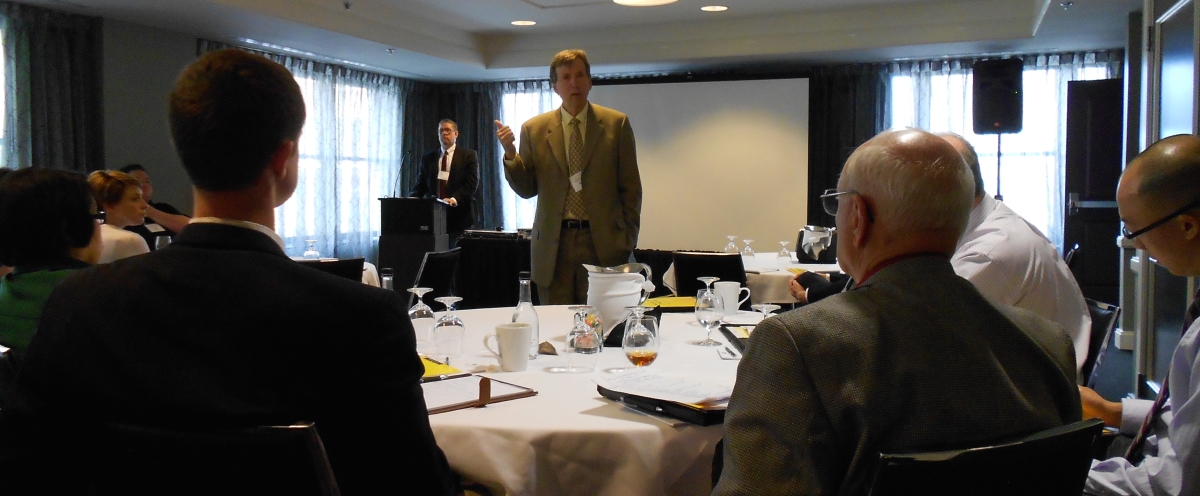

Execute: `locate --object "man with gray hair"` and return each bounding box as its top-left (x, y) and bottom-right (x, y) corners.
top-left (714, 128), bottom-right (1081, 495)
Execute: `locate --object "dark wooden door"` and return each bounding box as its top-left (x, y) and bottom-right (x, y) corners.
top-left (1063, 78), bottom-right (1123, 305)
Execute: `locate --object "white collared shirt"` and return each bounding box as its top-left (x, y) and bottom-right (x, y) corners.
top-left (189, 217), bottom-right (285, 251)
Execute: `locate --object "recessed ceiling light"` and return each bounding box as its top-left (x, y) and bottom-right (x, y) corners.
top-left (614, 0), bottom-right (678, 6)
top-left (511, 20), bottom-right (536, 26)
top-left (701, 5), bottom-right (727, 12)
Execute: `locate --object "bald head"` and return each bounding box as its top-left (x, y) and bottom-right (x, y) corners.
top-left (938, 132), bottom-right (985, 198)
top-left (841, 129), bottom-right (975, 239)
top-left (1118, 134), bottom-right (1200, 276)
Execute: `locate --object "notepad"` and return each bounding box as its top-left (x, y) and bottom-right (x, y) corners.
top-left (421, 375), bottom-right (537, 414)
top-left (422, 357), bottom-right (461, 379)
top-left (645, 296), bottom-right (696, 308)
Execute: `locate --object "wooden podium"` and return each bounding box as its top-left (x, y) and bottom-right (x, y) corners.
top-left (378, 198), bottom-right (448, 291)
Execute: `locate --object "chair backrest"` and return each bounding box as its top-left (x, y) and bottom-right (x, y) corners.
top-left (0, 345), bottom-right (17, 409)
top-left (297, 258), bottom-right (365, 282)
top-left (673, 252), bottom-right (750, 309)
top-left (868, 418), bottom-right (1105, 496)
top-left (413, 247), bottom-right (462, 305)
top-left (94, 421), bottom-right (340, 496)
top-left (1082, 299), bottom-right (1122, 388)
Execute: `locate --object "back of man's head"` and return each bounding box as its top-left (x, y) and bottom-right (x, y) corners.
top-left (169, 49), bottom-right (305, 192)
top-left (937, 132), bottom-right (985, 198)
top-left (842, 129), bottom-right (974, 242)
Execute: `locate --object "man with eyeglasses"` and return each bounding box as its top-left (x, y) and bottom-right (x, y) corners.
top-left (713, 128), bottom-right (1080, 495)
top-left (1082, 134), bottom-right (1200, 495)
top-left (792, 133), bottom-right (1092, 374)
top-left (410, 119), bottom-right (479, 246)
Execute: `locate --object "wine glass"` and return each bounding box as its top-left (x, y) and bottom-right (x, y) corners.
top-left (723, 235), bottom-right (739, 253)
top-left (751, 303), bottom-right (781, 320)
top-left (622, 306), bottom-right (659, 368)
top-left (302, 240), bottom-right (320, 260)
top-left (741, 239), bottom-right (755, 256)
top-left (155, 235), bottom-right (171, 251)
top-left (777, 240), bottom-right (792, 269)
top-left (692, 289), bottom-right (724, 346)
top-left (408, 287), bottom-right (435, 354)
top-left (697, 276), bottom-right (719, 294)
top-left (552, 305), bottom-right (602, 373)
top-left (432, 296), bottom-right (465, 365)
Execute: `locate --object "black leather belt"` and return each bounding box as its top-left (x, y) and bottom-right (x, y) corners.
top-left (562, 219), bottom-right (590, 229)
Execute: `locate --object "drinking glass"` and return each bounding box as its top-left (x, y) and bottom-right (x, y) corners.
top-left (302, 240), bottom-right (320, 260)
top-left (741, 239), bottom-right (755, 256)
top-left (551, 305), bottom-right (602, 373)
top-left (723, 235), bottom-right (739, 253)
top-left (777, 240), bottom-right (792, 269)
top-left (698, 276), bottom-right (719, 293)
top-left (155, 235), bottom-right (171, 251)
top-left (432, 296), bottom-right (465, 365)
top-left (692, 289), bottom-right (724, 346)
top-left (622, 306), bottom-right (659, 368)
top-left (751, 303), bottom-right (781, 320)
top-left (408, 287), bottom-right (435, 354)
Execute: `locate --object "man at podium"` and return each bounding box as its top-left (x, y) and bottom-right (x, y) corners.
top-left (410, 119), bottom-right (478, 245)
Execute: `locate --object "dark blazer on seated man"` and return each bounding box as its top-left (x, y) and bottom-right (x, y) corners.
top-left (410, 120), bottom-right (479, 235)
top-left (0, 222), bottom-right (456, 494)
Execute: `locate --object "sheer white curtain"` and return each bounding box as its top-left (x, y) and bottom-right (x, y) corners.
top-left (270, 58), bottom-right (406, 260)
top-left (886, 51), bottom-right (1122, 249)
top-left (499, 81), bottom-right (560, 230)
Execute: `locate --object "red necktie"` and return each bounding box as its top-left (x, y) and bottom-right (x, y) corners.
top-left (438, 152), bottom-right (449, 199)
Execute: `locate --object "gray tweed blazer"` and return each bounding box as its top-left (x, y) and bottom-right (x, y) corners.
top-left (713, 255), bottom-right (1081, 496)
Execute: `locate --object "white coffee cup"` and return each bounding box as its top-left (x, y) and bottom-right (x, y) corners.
top-left (714, 281), bottom-right (751, 317)
top-left (484, 323), bottom-right (532, 372)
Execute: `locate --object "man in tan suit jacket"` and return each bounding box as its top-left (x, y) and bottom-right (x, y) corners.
top-left (496, 49), bottom-right (642, 304)
top-left (713, 129), bottom-right (1080, 495)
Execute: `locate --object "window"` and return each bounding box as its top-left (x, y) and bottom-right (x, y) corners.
top-left (499, 81), bottom-right (560, 230)
top-left (886, 53), bottom-right (1121, 249)
top-left (270, 64), bottom-right (404, 259)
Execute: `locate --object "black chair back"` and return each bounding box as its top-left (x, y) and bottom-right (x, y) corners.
top-left (297, 258), bottom-right (364, 282)
top-left (1083, 299), bottom-right (1122, 388)
top-left (412, 248), bottom-right (462, 306)
top-left (94, 421), bottom-right (340, 495)
top-left (673, 252), bottom-right (750, 310)
top-left (868, 419), bottom-right (1105, 496)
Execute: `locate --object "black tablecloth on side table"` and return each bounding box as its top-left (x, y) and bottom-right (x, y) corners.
top-left (456, 235), bottom-right (533, 310)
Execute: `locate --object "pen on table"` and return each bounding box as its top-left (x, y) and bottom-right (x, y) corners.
top-left (725, 346), bottom-right (737, 356)
top-left (422, 372), bottom-right (472, 383)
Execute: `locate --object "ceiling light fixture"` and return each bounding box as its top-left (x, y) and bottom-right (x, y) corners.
top-left (700, 6), bottom-right (727, 12)
top-left (613, 0), bottom-right (678, 6)
top-left (1060, 1), bottom-right (1073, 10)
top-left (511, 20), bottom-right (536, 26)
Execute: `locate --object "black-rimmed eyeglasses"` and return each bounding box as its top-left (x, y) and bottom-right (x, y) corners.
top-left (1122, 198), bottom-right (1200, 240)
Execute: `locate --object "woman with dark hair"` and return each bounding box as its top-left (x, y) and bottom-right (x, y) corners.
top-left (0, 168), bottom-right (103, 354)
top-left (88, 170), bottom-right (150, 263)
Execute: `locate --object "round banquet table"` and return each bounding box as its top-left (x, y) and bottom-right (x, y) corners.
top-left (424, 305), bottom-right (758, 496)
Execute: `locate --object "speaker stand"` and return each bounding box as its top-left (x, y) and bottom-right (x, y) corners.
top-left (994, 133), bottom-right (1004, 201)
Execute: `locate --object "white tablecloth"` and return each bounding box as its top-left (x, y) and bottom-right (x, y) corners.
top-left (662, 253), bottom-right (841, 305)
top-left (426, 305), bottom-right (754, 496)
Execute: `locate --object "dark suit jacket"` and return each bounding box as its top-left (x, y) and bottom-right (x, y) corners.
top-left (411, 147), bottom-right (479, 232)
top-left (713, 256), bottom-right (1081, 496)
top-left (0, 223), bottom-right (457, 495)
top-left (503, 102), bottom-right (642, 287)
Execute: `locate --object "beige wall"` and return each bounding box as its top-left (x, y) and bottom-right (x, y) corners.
top-left (102, 18), bottom-right (196, 214)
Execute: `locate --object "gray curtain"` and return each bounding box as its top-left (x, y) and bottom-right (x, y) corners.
top-left (0, 2), bottom-right (103, 172)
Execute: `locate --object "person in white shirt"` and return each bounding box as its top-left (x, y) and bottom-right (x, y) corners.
top-left (87, 170), bottom-right (149, 263)
top-left (940, 133), bottom-right (1092, 373)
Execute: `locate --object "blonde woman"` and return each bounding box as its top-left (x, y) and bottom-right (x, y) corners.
top-left (88, 170), bottom-right (149, 263)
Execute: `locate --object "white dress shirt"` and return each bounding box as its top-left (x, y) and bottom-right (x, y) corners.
top-left (1085, 317), bottom-right (1198, 495)
top-left (951, 195), bottom-right (1092, 373)
top-left (189, 217), bottom-right (285, 251)
top-left (97, 223), bottom-right (149, 264)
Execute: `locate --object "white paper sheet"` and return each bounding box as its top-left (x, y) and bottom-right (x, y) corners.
top-left (594, 369), bottom-right (732, 405)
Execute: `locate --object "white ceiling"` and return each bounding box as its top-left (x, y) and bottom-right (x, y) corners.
top-left (31, 0), bottom-right (1141, 81)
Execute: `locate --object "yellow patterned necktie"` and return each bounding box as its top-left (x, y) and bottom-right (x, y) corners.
top-left (565, 117), bottom-right (586, 219)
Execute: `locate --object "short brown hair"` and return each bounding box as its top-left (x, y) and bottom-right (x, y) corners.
top-left (169, 49), bottom-right (306, 191)
top-left (549, 49), bottom-right (590, 84)
top-left (88, 170), bottom-right (140, 208)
